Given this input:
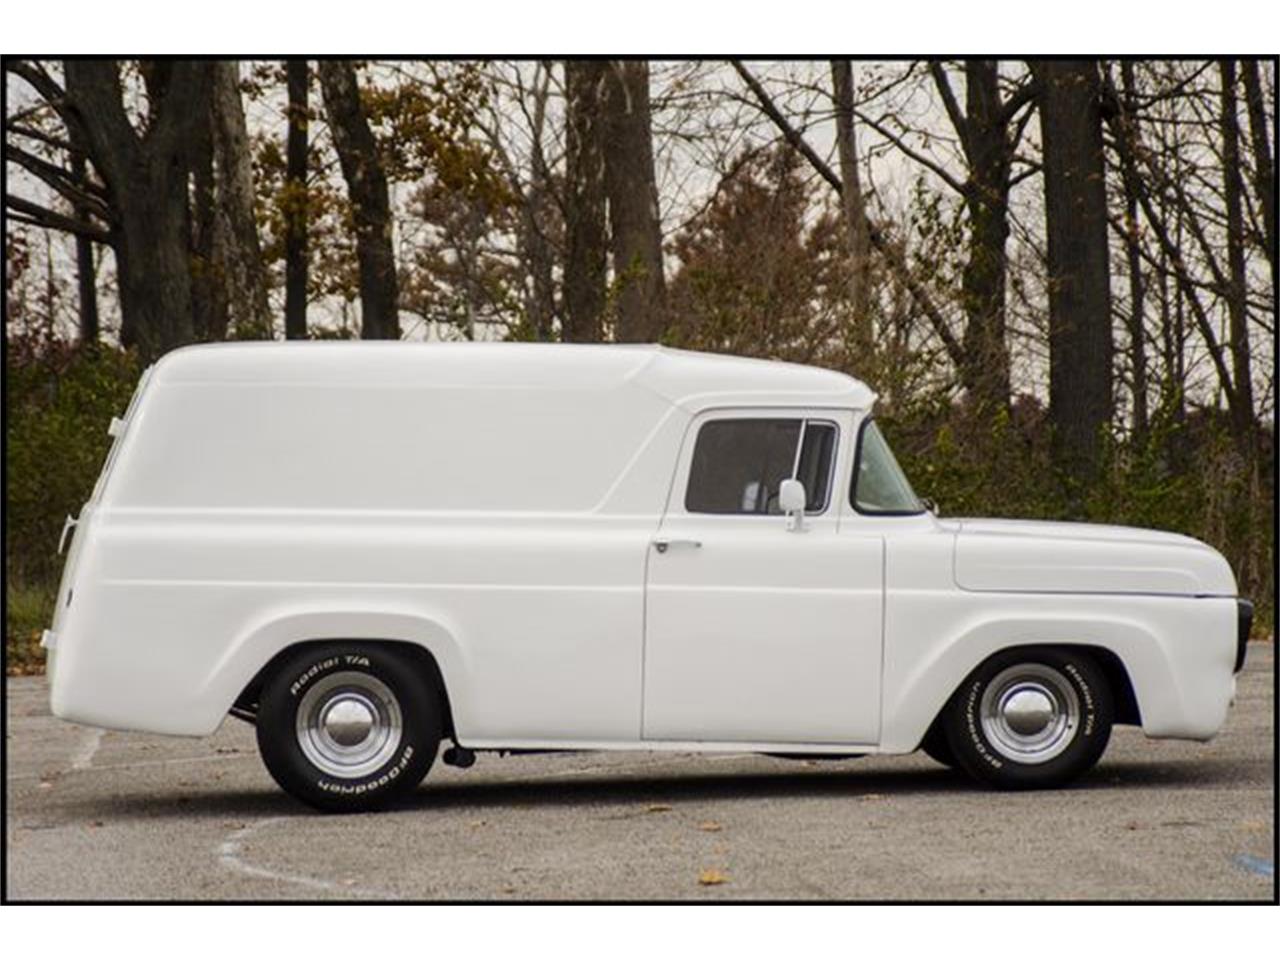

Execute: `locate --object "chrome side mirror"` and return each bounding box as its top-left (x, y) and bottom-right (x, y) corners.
top-left (779, 479), bottom-right (807, 532)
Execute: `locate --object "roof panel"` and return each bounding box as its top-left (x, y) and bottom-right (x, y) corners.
top-left (153, 342), bottom-right (875, 408)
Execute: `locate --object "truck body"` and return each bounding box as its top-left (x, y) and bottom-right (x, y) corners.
top-left (45, 342), bottom-right (1250, 809)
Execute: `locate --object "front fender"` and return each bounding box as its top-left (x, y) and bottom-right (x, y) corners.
top-left (879, 608), bottom-right (1182, 754)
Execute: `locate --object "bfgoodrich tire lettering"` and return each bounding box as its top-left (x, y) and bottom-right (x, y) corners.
top-left (256, 643), bottom-right (441, 812)
top-left (942, 647), bottom-right (1113, 790)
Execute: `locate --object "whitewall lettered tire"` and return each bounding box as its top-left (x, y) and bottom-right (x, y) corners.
top-left (942, 647), bottom-right (1113, 790)
top-left (256, 643), bottom-right (441, 812)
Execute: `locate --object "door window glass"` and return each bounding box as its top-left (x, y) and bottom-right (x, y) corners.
top-left (685, 418), bottom-right (837, 515)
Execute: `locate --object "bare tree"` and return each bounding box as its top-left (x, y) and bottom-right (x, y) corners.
top-left (317, 59), bottom-right (400, 340)
top-left (1033, 59), bottom-right (1114, 487)
top-left (211, 61), bottom-right (271, 337)
top-left (927, 61), bottom-right (1037, 412)
top-left (67, 122), bottom-right (98, 344)
top-left (1218, 60), bottom-right (1255, 447)
top-left (63, 60), bottom-right (212, 358)
top-left (601, 60), bottom-right (667, 342)
top-left (1239, 60), bottom-right (1275, 284)
top-left (830, 60), bottom-right (872, 358)
top-left (284, 59), bottom-right (309, 340)
top-left (1101, 62), bottom-right (1265, 453)
top-left (1113, 62), bottom-right (1149, 437)
top-left (562, 60), bottom-right (607, 342)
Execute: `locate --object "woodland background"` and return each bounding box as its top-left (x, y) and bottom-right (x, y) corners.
top-left (4, 59), bottom-right (1275, 671)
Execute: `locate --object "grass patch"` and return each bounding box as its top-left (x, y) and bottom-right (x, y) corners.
top-left (6, 578), bottom-right (55, 675)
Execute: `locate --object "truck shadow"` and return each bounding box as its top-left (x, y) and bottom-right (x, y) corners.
top-left (54, 754), bottom-right (1262, 821)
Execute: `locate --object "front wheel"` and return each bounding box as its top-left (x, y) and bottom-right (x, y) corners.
top-left (256, 643), bottom-right (441, 812)
top-left (942, 647), bottom-right (1113, 790)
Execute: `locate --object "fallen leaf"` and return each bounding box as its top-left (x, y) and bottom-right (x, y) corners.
top-left (469, 819), bottom-right (487, 828)
top-left (698, 821), bottom-right (723, 832)
top-left (502, 885), bottom-right (517, 894)
top-left (646, 804), bottom-right (673, 813)
top-left (698, 869), bottom-right (729, 886)
top-left (859, 793), bottom-right (885, 802)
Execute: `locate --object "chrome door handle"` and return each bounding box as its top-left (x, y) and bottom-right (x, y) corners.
top-left (653, 538), bottom-right (702, 554)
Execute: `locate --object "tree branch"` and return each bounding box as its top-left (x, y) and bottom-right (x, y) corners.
top-left (996, 77), bottom-right (1040, 127)
top-left (5, 143), bottom-right (112, 218)
top-left (6, 121), bottom-right (75, 155)
top-left (929, 61), bottom-right (970, 154)
top-left (852, 107), bottom-right (967, 195)
top-left (729, 60), bottom-right (842, 192)
top-left (4, 193), bottom-right (112, 242)
top-left (730, 58), bottom-right (966, 372)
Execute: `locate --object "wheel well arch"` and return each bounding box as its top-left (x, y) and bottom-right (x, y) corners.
top-left (232, 638), bottom-right (457, 741)
top-left (918, 641), bottom-right (1142, 749)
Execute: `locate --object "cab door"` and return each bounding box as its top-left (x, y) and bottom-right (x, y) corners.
top-left (641, 409), bottom-right (883, 745)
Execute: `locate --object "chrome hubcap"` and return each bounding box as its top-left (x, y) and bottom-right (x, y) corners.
top-left (296, 671), bottom-right (403, 779)
top-left (322, 696), bottom-right (377, 746)
top-left (980, 664), bottom-right (1080, 765)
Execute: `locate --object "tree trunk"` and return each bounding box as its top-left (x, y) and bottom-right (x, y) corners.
top-left (212, 61), bottom-right (271, 338)
top-left (117, 155), bottom-right (200, 358)
top-left (1239, 60), bottom-right (1275, 283)
top-left (1033, 59), bottom-right (1114, 489)
top-left (518, 63), bottom-right (555, 341)
top-left (284, 59), bottom-right (309, 340)
top-left (1218, 60), bottom-right (1255, 448)
top-left (601, 60), bottom-right (666, 343)
top-left (68, 126), bottom-right (99, 344)
top-left (63, 60), bottom-right (212, 360)
top-left (957, 61), bottom-right (1013, 412)
top-left (317, 60), bottom-right (400, 340)
top-left (562, 60), bottom-right (608, 343)
top-left (188, 88), bottom-right (227, 342)
top-left (830, 60), bottom-right (873, 361)
top-left (1118, 63), bottom-right (1147, 439)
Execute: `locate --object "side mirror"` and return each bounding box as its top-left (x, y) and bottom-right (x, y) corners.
top-left (778, 479), bottom-right (807, 532)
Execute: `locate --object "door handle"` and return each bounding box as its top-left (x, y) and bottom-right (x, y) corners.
top-left (653, 538), bottom-right (702, 554)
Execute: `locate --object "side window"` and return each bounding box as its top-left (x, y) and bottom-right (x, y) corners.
top-left (684, 418), bottom-right (837, 515)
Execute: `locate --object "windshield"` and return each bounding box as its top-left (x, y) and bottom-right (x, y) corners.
top-left (852, 419), bottom-right (924, 515)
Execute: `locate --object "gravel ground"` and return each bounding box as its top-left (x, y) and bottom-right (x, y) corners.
top-left (4, 642), bottom-right (1274, 901)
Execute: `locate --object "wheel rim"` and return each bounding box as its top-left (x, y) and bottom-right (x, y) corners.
top-left (295, 671), bottom-right (403, 779)
top-left (979, 663), bottom-right (1080, 765)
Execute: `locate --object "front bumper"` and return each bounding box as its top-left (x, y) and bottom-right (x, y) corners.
top-left (1235, 598), bottom-right (1253, 673)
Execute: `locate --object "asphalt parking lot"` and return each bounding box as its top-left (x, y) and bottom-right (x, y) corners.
top-left (5, 642), bottom-right (1274, 901)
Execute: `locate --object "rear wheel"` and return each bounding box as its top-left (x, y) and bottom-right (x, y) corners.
top-left (942, 647), bottom-right (1113, 790)
top-left (256, 643), bottom-right (441, 812)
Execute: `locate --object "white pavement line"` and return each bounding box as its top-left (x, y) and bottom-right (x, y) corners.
top-left (217, 818), bottom-right (397, 900)
top-left (69, 728), bottom-right (104, 771)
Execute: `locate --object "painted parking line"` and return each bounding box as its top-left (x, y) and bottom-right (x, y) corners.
top-left (1233, 854), bottom-right (1274, 878)
top-left (217, 817), bottom-right (395, 899)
